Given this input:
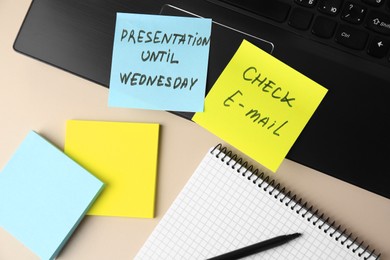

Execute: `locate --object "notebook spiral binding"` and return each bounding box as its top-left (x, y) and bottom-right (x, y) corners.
top-left (211, 144), bottom-right (381, 260)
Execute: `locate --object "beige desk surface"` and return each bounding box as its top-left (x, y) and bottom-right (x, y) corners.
top-left (1, 1), bottom-right (389, 259)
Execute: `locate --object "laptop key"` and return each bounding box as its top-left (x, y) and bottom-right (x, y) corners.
top-left (289, 8), bottom-right (314, 30)
top-left (367, 36), bottom-right (390, 58)
top-left (295, 0), bottom-right (318, 8)
top-left (335, 24), bottom-right (368, 49)
top-left (318, 0), bottom-right (343, 16)
top-left (366, 11), bottom-right (390, 35)
top-left (362, 0), bottom-right (385, 7)
top-left (312, 16), bottom-right (337, 38)
top-left (340, 2), bottom-right (366, 24)
top-left (217, 0), bottom-right (291, 22)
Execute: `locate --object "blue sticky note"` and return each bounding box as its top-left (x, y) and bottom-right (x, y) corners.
top-left (108, 13), bottom-right (212, 112)
top-left (0, 131), bottom-right (104, 260)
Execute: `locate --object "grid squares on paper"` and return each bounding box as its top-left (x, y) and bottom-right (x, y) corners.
top-left (135, 148), bottom-right (370, 260)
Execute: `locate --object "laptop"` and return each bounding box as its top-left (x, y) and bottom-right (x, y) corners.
top-left (14, 0), bottom-right (390, 199)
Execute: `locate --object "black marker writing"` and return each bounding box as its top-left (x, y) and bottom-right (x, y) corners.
top-left (223, 89), bottom-right (288, 136)
top-left (246, 109), bottom-right (288, 136)
top-left (224, 90), bottom-right (243, 107)
top-left (243, 66), bottom-right (296, 107)
top-left (121, 29), bottom-right (210, 46)
top-left (120, 71), bottom-right (198, 90)
top-left (141, 49), bottom-right (179, 64)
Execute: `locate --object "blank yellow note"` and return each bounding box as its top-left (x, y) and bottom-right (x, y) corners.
top-left (65, 120), bottom-right (159, 218)
top-left (193, 40), bottom-right (327, 172)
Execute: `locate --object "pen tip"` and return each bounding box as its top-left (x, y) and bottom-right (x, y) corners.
top-left (291, 233), bottom-right (302, 238)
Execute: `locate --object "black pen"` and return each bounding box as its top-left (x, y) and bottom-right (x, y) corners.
top-left (207, 233), bottom-right (301, 260)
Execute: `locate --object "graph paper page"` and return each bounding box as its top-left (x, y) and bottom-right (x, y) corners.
top-left (135, 148), bottom-right (374, 260)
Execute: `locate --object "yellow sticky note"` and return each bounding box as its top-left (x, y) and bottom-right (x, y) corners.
top-left (193, 40), bottom-right (327, 172)
top-left (65, 120), bottom-right (159, 218)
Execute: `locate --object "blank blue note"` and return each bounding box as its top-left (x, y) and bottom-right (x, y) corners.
top-left (0, 131), bottom-right (104, 260)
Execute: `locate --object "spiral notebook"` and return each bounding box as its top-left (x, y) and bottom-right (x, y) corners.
top-left (135, 144), bottom-right (380, 260)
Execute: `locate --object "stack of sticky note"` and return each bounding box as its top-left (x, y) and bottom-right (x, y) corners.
top-left (0, 120), bottom-right (160, 259)
top-left (64, 120), bottom-right (160, 218)
top-left (0, 131), bottom-right (104, 260)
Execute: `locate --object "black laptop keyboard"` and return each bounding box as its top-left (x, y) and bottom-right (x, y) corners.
top-left (211, 0), bottom-right (390, 67)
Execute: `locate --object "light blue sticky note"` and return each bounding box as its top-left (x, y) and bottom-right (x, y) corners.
top-left (0, 131), bottom-right (104, 260)
top-left (108, 13), bottom-right (212, 112)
